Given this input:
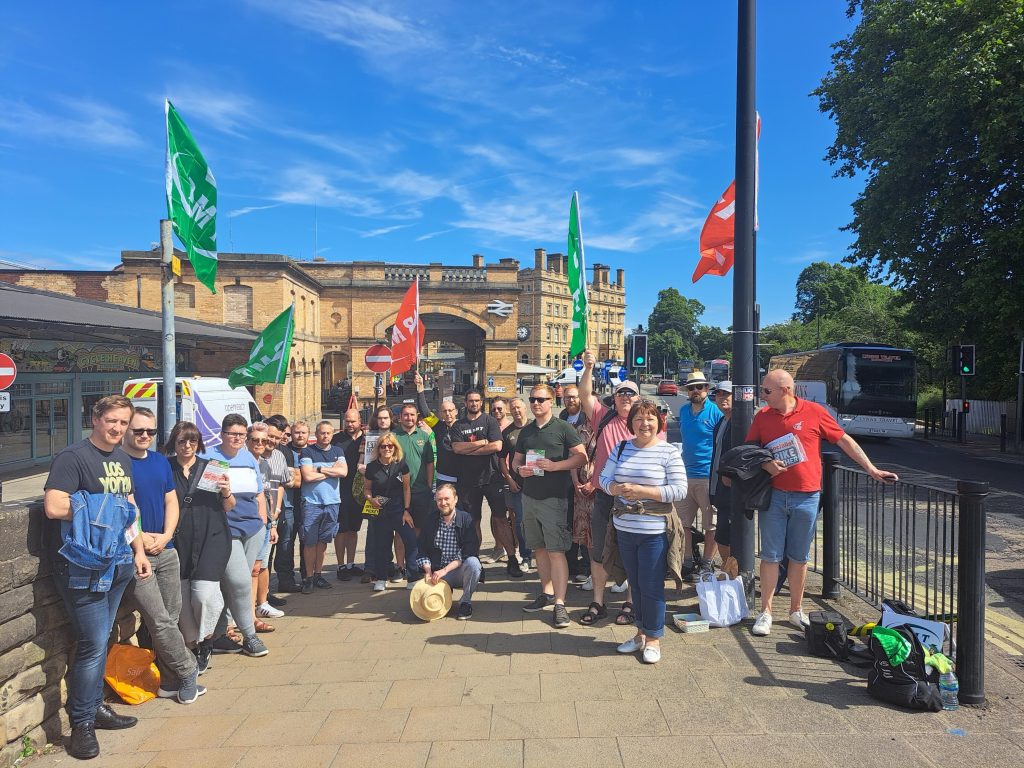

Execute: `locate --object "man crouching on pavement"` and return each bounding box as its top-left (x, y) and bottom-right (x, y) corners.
top-left (415, 484), bottom-right (481, 620)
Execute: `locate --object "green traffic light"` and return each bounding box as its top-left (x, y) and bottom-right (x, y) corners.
top-left (962, 365), bottom-right (970, 373)
top-left (636, 356), bottom-right (645, 364)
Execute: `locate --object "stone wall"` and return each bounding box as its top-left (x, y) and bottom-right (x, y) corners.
top-left (0, 501), bottom-right (143, 767)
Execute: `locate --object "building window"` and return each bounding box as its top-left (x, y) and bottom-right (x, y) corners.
top-left (546, 302), bottom-right (552, 316)
top-left (546, 354), bottom-right (552, 368)
top-left (174, 282), bottom-right (195, 309)
top-left (546, 325), bottom-right (551, 341)
top-left (521, 354), bottom-right (529, 364)
top-left (224, 284), bottom-right (253, 327)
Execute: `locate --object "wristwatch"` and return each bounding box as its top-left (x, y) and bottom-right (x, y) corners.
top-left (270, 521), bottom-right (279, 528)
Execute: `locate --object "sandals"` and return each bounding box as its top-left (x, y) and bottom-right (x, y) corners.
top-left (226, 625), bottom-right (243, 643)
top-left (254, 619), bottom-right (276, 633)
top-left (614, 602), bottom-right (635, 626)
top-left (579, 601), bottom-right (607, 626)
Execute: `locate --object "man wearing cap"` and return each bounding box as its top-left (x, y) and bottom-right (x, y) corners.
top-left (678, 370), bottom-right (723, 579)
top-left (414, 484), bottom-right (481, 620)
top-left (707, 381), bottom-right (734, 563)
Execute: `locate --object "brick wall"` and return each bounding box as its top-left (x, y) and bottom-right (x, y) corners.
top-left (0, 501), bottom-right (140, 767)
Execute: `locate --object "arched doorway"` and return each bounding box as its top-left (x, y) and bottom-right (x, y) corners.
top-left (321, 350), bottom-right (351, 414)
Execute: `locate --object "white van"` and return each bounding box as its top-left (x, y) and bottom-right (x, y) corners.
top-left (550, 365), bottom-right (625, 386)
top-left (122, 377), bottom-right (264, 448)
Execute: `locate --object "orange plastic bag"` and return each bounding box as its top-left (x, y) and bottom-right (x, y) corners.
top-left (104, 644), bottom-right (160, 705)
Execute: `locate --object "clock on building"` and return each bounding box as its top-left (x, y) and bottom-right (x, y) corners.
top-left (516, 325), bottom-right (530, 341)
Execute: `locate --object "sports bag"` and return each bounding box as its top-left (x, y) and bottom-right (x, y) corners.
top-left (805, 610), bottom-right (853, 661)
top-left (867, 623), bottom-right (942, 711)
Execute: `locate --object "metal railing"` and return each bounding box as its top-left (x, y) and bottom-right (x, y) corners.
top-left (816, 453), bottom-right (988, 704)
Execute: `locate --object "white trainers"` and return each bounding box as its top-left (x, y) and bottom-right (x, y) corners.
top-left (616, 635), bottom-right (646, 654)
top-left (373, 580), bottom-right (386, 592)
top-left (256, 602), bottom-right (284, 619)
top-left (610, 580), bottom-right (629, 593)
top-left (520, 558), bottom-right (531, 573)
top-left (578, 576), bottom-right (593, 591)
top-left (752, 611), bottom-right (773, 636)
top-left (642, 645), bottom-right (662, 664)
top-left (789, 610), bottom-right (811, 629)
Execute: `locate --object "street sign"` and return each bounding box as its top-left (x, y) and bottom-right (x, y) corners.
top-left (488, 386), bottom-right (506, 393)
top-left (0, 392), bottom-right (9, 412)
top-left (364, 344), bottom-right (392, 373)
top-left (572, 359), bottom-right (584, 372)
top-left (0, 353), bottom-right (16, 390)
top-left (618, 368), bottom-right (628, 382)
top-left (603, 360), bottom-right (613, 369)
top-left (487, 376), bottom-right (495, 388)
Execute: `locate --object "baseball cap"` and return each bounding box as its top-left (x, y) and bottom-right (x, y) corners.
top-left (614, 381), bottom-right (640, 396)
top-left (713, 380), bottom-right (733, 394)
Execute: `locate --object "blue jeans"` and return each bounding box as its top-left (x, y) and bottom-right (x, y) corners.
top-left (441, 556), bottom-right (483, 604)
top-left (52, 558), bottom-right (134, 725)
top-left (507, 489), bottom-right (531, 560)
top-left (759, 490), bottom-right (820, 564)
top-left (616, 529), bottom-right (669, 639)
top-left (368, 500), bottom-right (418, 578)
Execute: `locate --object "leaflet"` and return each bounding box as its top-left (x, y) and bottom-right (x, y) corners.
top-left (226, 466), bottom-right (260, 495)
top-left (197, 459), bottom-right (230, 493)
top-left (364, 432), bottom-right (381, 465)
top-left (525, 449), bottom-right (546, 476)
top-left (765, 433), bottom-right (807, 468)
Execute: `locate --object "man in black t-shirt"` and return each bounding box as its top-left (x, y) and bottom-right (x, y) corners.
top-left (43, 395), bottom-right (151, 761)
top-left (331, 408), bottom-right (367, 580)
top-left (451, 389), bottom-right (522, 578)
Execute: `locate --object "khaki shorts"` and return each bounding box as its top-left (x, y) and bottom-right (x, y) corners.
top-left (523, 495), bottom-right (571, 553)
top-left (676, 478), bottom-right (715, 531)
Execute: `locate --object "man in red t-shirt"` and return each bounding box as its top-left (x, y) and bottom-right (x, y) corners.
top-left (746, 369), bottom-right (898, 637)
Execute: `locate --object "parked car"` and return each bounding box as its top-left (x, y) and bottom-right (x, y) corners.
top-left (656, 380), bottom-right (679, 396)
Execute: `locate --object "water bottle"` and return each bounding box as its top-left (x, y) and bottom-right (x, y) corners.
top-left (939, 670), bottom-right (959, 711)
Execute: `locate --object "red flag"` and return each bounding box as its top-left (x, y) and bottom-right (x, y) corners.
top-left (389, 279), bottom-right (424, 375)
top-left (692, 180), bottom-right (736, 282)
top-left (346, 391), bottom-right (359, 412)
top-left (692, 114), bottom-right (761, 283)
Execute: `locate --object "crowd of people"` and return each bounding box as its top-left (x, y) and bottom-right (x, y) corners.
top-left (42, 351), bottom-right (899, 761)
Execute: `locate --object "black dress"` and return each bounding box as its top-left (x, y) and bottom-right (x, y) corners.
top-left (172, 457), bottom-right (232, 582)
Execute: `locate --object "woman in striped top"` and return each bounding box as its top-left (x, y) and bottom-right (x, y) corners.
top-left (599, 400), bottom-right (687, 663)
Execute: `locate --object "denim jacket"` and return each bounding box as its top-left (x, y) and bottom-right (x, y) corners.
top-left (59, 491), bottom-right (135, 592)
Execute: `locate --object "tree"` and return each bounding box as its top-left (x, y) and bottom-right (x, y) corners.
top-left (646, 288), bottom-right (704, 372)
top-left (815, 0), bottom-right (1024, 398)
top-left (793, 261), bottom-right (869, 323)
top-left (695, 324), bottom-right (731, 361)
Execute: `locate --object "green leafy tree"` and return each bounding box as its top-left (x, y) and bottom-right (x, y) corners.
top-left (646, 288), bottom-right (704, 372)
top-left (815, 0), bottom-right (1024, 398)
top-left (695, 324), bottom-right (731, 361)
top-left (793, 261), bottom-right (869, 323)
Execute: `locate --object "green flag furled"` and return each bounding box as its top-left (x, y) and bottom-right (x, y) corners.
top-left (567, 191), bottom-right (589, 357)
top-left (165, 100), bottom-right (218, 293)
top-left (228, 304), bottom-right (295, 389)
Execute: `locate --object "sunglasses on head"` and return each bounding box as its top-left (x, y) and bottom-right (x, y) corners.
top-left (131, 428), bottom-right (158, 437)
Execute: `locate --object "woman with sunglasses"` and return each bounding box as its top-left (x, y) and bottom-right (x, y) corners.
top-left (363, 433), bottom-right (416, 592)
top-left (162, 421), bottom-right (233, 675)
top-left (599, 400), bottom-right (687, 663)
top-left (246, 423), bottom-right (282, 632)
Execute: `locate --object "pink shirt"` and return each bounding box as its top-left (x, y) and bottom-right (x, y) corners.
top-left (590, 399), bottom-right (667, 481)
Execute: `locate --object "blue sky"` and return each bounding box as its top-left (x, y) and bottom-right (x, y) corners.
top-left (0, 1), bottom-right (860, 331)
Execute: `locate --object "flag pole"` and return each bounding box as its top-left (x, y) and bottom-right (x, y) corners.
top-left (730, 0), bottom-right (758, 595)
top-left (160, 219), bottom-right (177, 444)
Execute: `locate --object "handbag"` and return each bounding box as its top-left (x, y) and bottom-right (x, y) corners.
top-left (806, 610), bottom-right (854, 660)
top-left (696, 573), bottom-right (748, 627)
top-left (104, 643), bottom-right (160, 705)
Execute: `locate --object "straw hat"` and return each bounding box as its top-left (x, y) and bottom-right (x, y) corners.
top-left (685, 371), bottom-right (709, 386)
top-left (409, 578), bottom-right (453, 621)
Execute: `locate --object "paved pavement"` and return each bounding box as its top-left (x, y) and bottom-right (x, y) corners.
top-left (27, 534), bottom-right (1024, 768)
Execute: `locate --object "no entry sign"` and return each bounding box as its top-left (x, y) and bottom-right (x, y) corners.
top-left (0, 352), bottom-right (17, 390)
top-left (364, 344), bottom-right (392, 373)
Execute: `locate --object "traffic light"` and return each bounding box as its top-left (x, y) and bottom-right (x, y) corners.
top-left (958, 344), bottom-right (976, 376)
top-left (631, 334), bottom-right (648, 368)
top-left (963, 401), bottom-right (971, 414)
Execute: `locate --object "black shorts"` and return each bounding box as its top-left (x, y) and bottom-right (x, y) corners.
top-left (339, 495), bottom-right (364, 534)
top-left (712, 489), bottom-right (732, 548)
top-left (458, 479), bottom-right (507, 522)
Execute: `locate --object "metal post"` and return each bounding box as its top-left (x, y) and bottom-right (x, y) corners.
top-left (958, 410), bottom-right (966, 444)
top-left (729, 0), bottom-right (757, 594)
top-left (956, 479), bottom-right (988, 705)
top-left (1000, 414), bottom-right (1007, 453)
top-left (159, 220), bottom-right (177, 445)
top-left (820, 452), bottom-right (841, 599)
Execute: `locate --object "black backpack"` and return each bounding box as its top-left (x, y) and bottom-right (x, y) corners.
top-left (806, 610), bottom-right (854, 661)
top-left (867, 623), bottom-right (942, 711)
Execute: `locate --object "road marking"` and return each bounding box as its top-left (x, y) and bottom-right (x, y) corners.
top-left (987, 610), bottom-right (1024, 635)
top-left (987, 634), bottom-right (1023, 657)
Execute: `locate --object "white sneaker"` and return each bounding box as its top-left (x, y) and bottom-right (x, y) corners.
top-left (789, 610), bottom-right (811, 629)
top-left (751, 611), bottom-right (773, 636)
top-left (616, 635), bottom-right (645, 654)
top-left (642, 645), bottom-right (662, 664)
top-left (373, 580), bottom-right (386, 592)
top-left (520, 558), bottom-right (531, 573)
top-left (256, 602), bottom-right (285, 619)
top-left (610, 580), bottom-right (629, 593)
top-left (578, 576), bottom-right (593, 591)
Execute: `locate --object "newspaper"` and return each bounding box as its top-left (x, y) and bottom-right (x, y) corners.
top-left (197, 459), bottom-right (230, 493)
top-left (765, 433), bottom-right (807, 468)
top-left (525, 449), bottom-right (546, 476)
top-left (363, 432), bottom-right (381, 465)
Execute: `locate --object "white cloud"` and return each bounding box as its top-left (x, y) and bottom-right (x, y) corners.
top-left (415, 229), bottom-right (454, 242)
top-left (161, 88), bottom-right (257, 136)
top-left (228, 204), bottom-right (281, 218)
top-left (0, 97), bottom-right (142, 148)
top-left (360, 224), bottom-right (412, 238)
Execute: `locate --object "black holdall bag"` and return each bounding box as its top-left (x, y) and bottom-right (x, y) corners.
top-left (805, 610), bottom-right (854, 661)
top-left (867, 623), bottom-right (942, 711)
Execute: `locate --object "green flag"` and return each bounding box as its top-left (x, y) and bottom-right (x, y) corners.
top-left (567, 191), bottom-right (589, 357)
top-left (228, 304), bottom-right (295, 389)
top-left (165, 100), bottom-right (218, 293)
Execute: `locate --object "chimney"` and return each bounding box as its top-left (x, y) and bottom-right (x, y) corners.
top-left (472, 253), bottom-right (484, 268)
top-left (616, 268), bottom-right (625, 289)
top-left (534, 248), bottom-right (546, 271)
top-left (602, 266), bottom-right (610, 285)
top-left (591, 263), bottom-right (602, 287)
top-left (554, 253), bottom-right (565, 275)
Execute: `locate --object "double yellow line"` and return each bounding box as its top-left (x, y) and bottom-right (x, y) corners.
top-left (986, 611), bottom-right (1024, 657)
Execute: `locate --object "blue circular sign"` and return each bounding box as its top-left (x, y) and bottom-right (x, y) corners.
top-left (572, 359), bottom-right (584, 372)
top-left (618, 368), bottom-right (628, 382)
top-left (603, 360), bottom-right (613, 369)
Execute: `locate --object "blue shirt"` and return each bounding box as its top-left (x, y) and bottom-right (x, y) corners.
top-left (678, 399), bottom-right (723, 478)
top-left (300, 444), bottom-right (347, 506)
top-left (129, 450), bottom-right (176, 549)
top-left (202, 446), bottom-right (264, 539)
